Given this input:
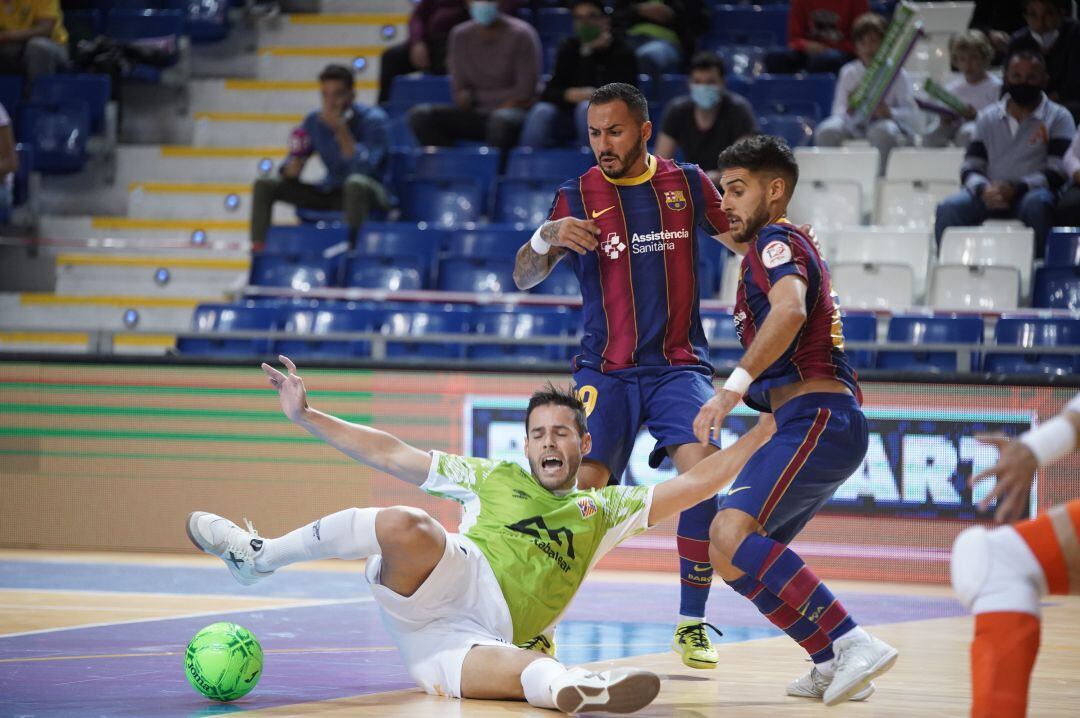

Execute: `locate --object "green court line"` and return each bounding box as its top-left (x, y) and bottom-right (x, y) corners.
top-left (0, 427), bottom-right (327, 444)
top-left (0, 448), bottom-right (453, 465)
top-left (0, 403), bottom-right (372, 423)
top-left (0, 381), bottom-right (378, 400)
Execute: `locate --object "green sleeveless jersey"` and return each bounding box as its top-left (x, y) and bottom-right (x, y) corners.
top-left (422, 451), bottom-right (653, 644)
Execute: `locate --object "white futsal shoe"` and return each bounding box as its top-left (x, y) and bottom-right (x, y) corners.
top-left (186, 511), bottom-right (273, 586)
top-left (822, 634), bottom-right (898, 706)
top-left (551, 666), bottom-right (661, 714)
top-left (786, 666), bottom-right (874, 702)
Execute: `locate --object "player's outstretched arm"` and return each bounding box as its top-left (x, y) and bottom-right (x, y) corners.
top-left (261, 356), bottom-right (432, 485)
top-left (513, 217), bottom-right (598, 289)
top-left (648, 414), bottom-right (775, 525)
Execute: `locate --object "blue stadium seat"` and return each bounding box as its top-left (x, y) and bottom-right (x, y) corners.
top-left (1045, 228), bottom-right (1080, 267)
top-left (12, 144), bottom-right (33, 209)
top-left (759, 114), bottom-right (814, 148)
top-left (356, 221), bottom-right (445, 282)
top-left (437, 257), bottom-right (517, 293)
top-left (530, 259), bottom-right (581, 297)
top-left (273, 303), bottom-right (379, 358)
top-left (413, 146), bottom-right (500, 206)
top-left (985, 315), bottom-right (1080, 375)
top-left (382, 308), bottom-right (472, 359)
top-left (176, 301), bottom-right (278, 355)
top-left (447, 224), bottom-right (530, 259)
top-left (183, 0), bottom-right (230, 43)
top-left (506, 147), bottom-right (594, 180)
top-left (249, 254), bottom-right (340, 289)
top-left (536, 7), bottom-right (572, 42)
top-left (264, 223), bottom-right (350, 257)
top-left (697, 258), bottom-right (720, 298)
top-left (18, 101), bottom-right (90, 173)
top-left (840, 312), bottom-right (877, 369)
top-left (105, 9), bottom-right (184, 81)
top-left (386, 74), bottom-right (453, 117)
top-left (701, 309), bottom-right (741, 369)
top-left (491, 177), bottom-right (554, 227)
top-left (877, 313), bottom-right (984, 372)
top-left (715, 45), bottom-right (766, 78)
top-left (1033, 267), bottom-right (1080, 309)
top-left (469, 306), bottom-right (574, 363)
top-left (706, 4), bottom-right (788, 45)
top-left (0, 76), bottom-right (22, 124)
top-left (343, 254), bottom-right (425, 290)
top-left (401, 178), bottom-right (484, 227)
top-left (656, 74), bottom-right (689, 108)
top-left (388, 115), bottom-right (417, 149)
top-left (636, 74), bottom-right (655, 102)
top-left (748, 74), bottom-right (835, 121)
top-left (64, 9), bottom-right (105, 50)
top-left (31, 75), bottom-right (111, 136)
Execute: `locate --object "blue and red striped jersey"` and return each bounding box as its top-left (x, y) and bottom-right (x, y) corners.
top-left (733, 220), bottom-right (862, 412)
top-left (547, 155), bottom-right (729, 372)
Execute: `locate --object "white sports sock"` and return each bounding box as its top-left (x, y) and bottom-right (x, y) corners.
top-left (832, 625), bottom-right (870, 646)
top-left (678, 614), bottom-right (704, 624)
top-left (521, 657), bottom-right (566, 710)
top-left (256, 507), bottom-right (382, 572)
top-left (815, 658), bottom-right (836, 678)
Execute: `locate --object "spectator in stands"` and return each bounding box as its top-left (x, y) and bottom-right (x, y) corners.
top-left (519, 0), bottom-right (637, 150)
top-left (654, 51), bottom-right (757, 185)
top-left (250, 65), bottom-right (389, 247)
top-left (408, 0), bottom-right (540, 152)
top-left (764, 0), bottom-right (868, 76)
top-left (0, 0), bottom-right (69, 83)
top-left (0, 101), bottom-right (16, 219)
top-left (611, 0), bottom-right (705, 83)
top-left (924, 30), bottom-right (1002, 148)
top-left (969, 0), bottom-right (1026, 63)
top-left (934, 51), bottom-right (1076, 258)
top-left (814, 13), bottom-right (917, 175)
top-left (1008, 0), bottom-right (1080, 123)
top-left (1055, 128), bottom-right (1080, 226)
top-left (377, 0), bottom-right (518, 107)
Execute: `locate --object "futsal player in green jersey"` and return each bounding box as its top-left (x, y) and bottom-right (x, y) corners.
top-left (187, 356), bottom-right (774, 713)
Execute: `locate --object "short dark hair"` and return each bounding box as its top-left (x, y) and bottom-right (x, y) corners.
top-left (716, 135), bottom-right (800, 194)
top-left (318, 64), bottom-right (354, 90)
top-left (689, 50), bottom-right (726, 78)
top-left (526, 384), bottom-right (588, 437)
top-left (851, 12), bottom-right (887, 43)
top-left (1007, 48), bottom-right (1048, 69)
top-left (590, 82), bottom-right (650, 124)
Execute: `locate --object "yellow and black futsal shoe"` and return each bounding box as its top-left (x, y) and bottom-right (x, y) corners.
top-left (671, 620), bottom-right (721, 669)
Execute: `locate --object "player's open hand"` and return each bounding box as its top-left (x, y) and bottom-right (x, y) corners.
top-left (970, 434), bottom-right (1038, 523)
top-left (693, 389), bottom-right (742, 445)
top-left (544, 217), bottom-right (600, 255)
top-left (261, 355), bottom-right (309, 425)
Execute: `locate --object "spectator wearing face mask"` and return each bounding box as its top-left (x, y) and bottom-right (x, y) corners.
top-left (934, 50), bottom-right (1076, 258)
top-left (654, 51), bottom-right (757, 185)
top-left (519, 0), bottom-right (637, 149)
top-left (408, 0), bottom-right (540, 151)
top-left (1008, 0), bottom-right (1080, 122)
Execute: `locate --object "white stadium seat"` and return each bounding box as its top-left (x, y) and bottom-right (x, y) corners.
top-left (939, 225), bottom-right (1035, 298)
top-left (875, 179), bottom-right (956, 230)
top-left (795, 147), bottom-right (879, 221)
top-left (885, 148), bottom-right (965, 182)
top-left (911, 2), bottom-right (975, 35)
top-left (829, 227), bottom-right (935, 301)
top-left (789, 179), bottom-right (861, 231)
top-left (831, 262), bottom-right (915, 310)
top-left (928, 264), bottom-right (1020, 311)
top-left (719, 256), bottom-right (741, 304)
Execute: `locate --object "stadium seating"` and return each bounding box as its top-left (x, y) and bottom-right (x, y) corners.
top-left (874, 179), bottom-right (956, 230)
top-left (831, 262), bottom-right (915, 309)
top-left (273, 303), bottom-right (379, 359)
top-left (530, 259), bottom-right (581, 297)
top-left (505, 147), bottom-right (593, 180)
top-left (758, 114), bottom-right (814, 148)
top-left (985, 315), bottom-right (1080, 375)
top-left (264, 224), bottom-right (350, 257)
top-left (104, 9), bottom-right (185, 83)
top-left (18, 101), bottom-right (90, 173)
top-left (535, 6), bottom-right (572, 44)
top-left (1033, 267), bottom-right (1080, 310)
top-left (830, 227), bottom-right (934, 301)
top-left (0, 76), bottom-right (21, 124)
top-left (789, 179), bottom-right (861, 231)
top-left (939, 225), bottom-right (1035, 296)
top-left (468, 306), bottom-right (575, 363)
top-left (885, 148), bottom-right (965, 182)
top-left (715, 45), bottom-right (766, 79)
top-left (928, 265), bottom-right (1020, 311)
top-left (356, 222), bottom-right (446, 282)
top-left (877, 313), bottom-right (984, 372)
top-left (249, 254), bottom-right (339, 290)
top-left (343, 254), bottom-right (426, 291)
top-left (719, 258), bottom-right (741, 304)
top-left (177, 301), bottom-right (278, 355)
top-left (700, 309), bottom-right (741, 369)
top-left (384, 74), bottom-right (453, 117)
top-left (796, 147), bottom-right (879, 219)
top-left (401, 178), bottom-right (484, 227)
top-left (412, 146), bottom-right (501, 197)
top-left (447, 224), bottom-right (530, 259)
top-left (749, 74), bottom-right (835, 121)
top-left (705, 4), bottom-right (787, 46)
top-left (437, 257), bottom-right (517, 293)
top-left (382, 307), bottom-right (472, 359)
top-left (840, 312), bottom-right (878, 369)
top-left (1045, 228), bottom-right (1080, 267)
top-left (30, 75), bottom-right (112, 137)
top-left (491, 177), bottom-right (554, 226)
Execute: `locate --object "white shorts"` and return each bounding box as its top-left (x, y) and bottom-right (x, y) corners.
top-left (365, 532), bottom-right (515, 698)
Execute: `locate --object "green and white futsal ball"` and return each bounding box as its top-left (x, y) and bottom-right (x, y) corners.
top-left (184, 621), bottom-right (264, 701)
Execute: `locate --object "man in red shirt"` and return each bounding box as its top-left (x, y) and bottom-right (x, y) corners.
top-left (764, 0), bottom-right (869, 75)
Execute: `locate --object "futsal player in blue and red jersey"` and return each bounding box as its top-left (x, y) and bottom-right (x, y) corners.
top-left (693, 135), bottom-right (898, 705)
top-left (513, 83), bottom-right (734, 668)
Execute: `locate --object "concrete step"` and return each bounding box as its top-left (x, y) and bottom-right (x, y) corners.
top-left (257, 45), bottom-right (383, 81)
top-left (127, 182), bottom-right (293, 223)
top-left (54, 252), bottom-right (250, 298)
top-left (41, 215), bottom-right (251, 248)
top-left (115, 145), bottom-right (325, 185)
top-left (260, 12), bottom-right (407, 46)
top-left (0, 292), bottom-right (204, 334)
top-left (193, 111), bottom-right (302, 147)
top-left (0, 328), bottom-right (175, 355)
top-left (190, 78), bottom-right (376, 114)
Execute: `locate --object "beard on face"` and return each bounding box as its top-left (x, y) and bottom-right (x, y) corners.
top-left (598, 134), bottom-right (644, 179)
top-left (731, 196), bottom-right (771, 243)
top-left (528, 451), bottom-right (581, 490)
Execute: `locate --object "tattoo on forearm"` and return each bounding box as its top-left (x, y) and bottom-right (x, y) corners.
top-left (513, 223), bottom-right (563, 289)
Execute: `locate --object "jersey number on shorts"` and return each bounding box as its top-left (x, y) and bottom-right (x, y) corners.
top-left (576, 385), bottom-right (598, 417)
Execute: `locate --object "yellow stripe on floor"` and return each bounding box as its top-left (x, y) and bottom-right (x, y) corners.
top-left (0, 331), bottom-right (88, 345)
top-left (158, 145), bottom-right (282, 158)
top-left (128, 182), bottom-right (252, 195)
top-left (287, 13), bottom-right (407, 25)
top-left (194, 112), bottom-right (304, 123)
top-left (115, 334), bottom-right (176, 348)
top-left (19, 294), bottom-right (211, 309)
top-left (56, 254), bottom-right (249, 271)
top-left (90, 217), bottom-right (248, 231)
top-left (258, 45), bottom-right (386, 56)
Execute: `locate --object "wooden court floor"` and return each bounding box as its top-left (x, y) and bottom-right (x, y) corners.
top-left (2, 550), bottom-right (1078, 717)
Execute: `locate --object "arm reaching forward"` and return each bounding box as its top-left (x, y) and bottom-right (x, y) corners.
top-left (262, 356), bottom-right (432, 485)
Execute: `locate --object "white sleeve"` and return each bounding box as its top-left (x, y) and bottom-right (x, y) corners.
top-left (590, 486), bottom-right (654, 565)
top-left (832, 63), bottom-right (858, 117)
top-left (1064, 131), bottom-right (1080, 182)
top-left (0, 103), bottom-right (9, 127)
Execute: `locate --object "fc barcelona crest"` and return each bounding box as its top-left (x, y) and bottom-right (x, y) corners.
top-left (664, 190), bottom-right (687, 211)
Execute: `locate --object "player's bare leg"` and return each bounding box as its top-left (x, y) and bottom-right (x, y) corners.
top-left (461, 645), bottom-right (660, 713)
top-left (668, 442), bottom-right (723, 668)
